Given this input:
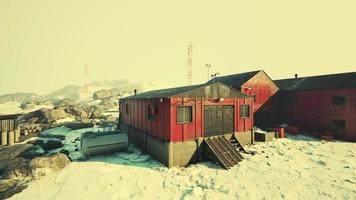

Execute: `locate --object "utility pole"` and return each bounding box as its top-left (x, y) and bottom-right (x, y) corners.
top-left (206, 64), bottom-right (211, 81)
top-left (187, 42), bottom-right (193, 86)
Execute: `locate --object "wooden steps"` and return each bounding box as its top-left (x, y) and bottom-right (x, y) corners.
top-left (204, 136), bottom-right (244, 169)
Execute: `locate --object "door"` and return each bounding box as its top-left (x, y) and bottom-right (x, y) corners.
top-left (204, 105), bottom-right (234, 137)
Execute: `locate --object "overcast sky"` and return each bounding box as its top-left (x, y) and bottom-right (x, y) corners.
top-left (1, 0), bottom-right (355, 95)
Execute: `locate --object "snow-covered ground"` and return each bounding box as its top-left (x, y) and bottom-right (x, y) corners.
top-left (8, 133), bottom-right (356, 200)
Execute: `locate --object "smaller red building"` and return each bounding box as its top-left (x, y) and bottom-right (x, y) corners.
top-left (119, 82), bottom-right (254, 167)
top-left (271, 72), bottom-right (356, 141)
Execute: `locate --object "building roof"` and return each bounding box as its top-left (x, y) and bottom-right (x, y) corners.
top-left (275, 71), bottom-right (356, 90)
top-left (121, 82), bottom-right (251, 100)
top-left (207, 70), bottom-right (262, 87)
top-left (0, 114), bottom-right (21, 120)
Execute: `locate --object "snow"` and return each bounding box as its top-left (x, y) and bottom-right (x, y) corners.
top-left (8, 132), bottom-right (356, 200)
top-left (40, 126), bottom-right (107, 160)
top-left (0, 101), bottom-right (53, 115)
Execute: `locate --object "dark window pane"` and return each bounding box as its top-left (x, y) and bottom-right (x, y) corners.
top-left (125, 103), bottom-right (129, 115)
top-left (177, 106), bottom-right (192, 123)
top-left (147, 104), bottom-right (156, 121)
top-left (240, 105), bottom-right (250, 118)
top-left (333, 120), bottom-right (345, 129)
top-left (332, 96), bottom-right (345, 105)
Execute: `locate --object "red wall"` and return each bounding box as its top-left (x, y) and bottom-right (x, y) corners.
top-left (120, 98), bottom-right (171, 141)
top-left (120, 97), bottom-right (254, 142)
top-left (241, 72), bottom-right (279, 112)
top-left (272, 88), bottom-right (356, 141)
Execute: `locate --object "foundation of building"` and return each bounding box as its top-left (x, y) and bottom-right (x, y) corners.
top-left (120, 124), bottom-right (254, 168)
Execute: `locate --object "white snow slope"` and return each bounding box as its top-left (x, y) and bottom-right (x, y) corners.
top-left (9, 134), bottom-right (356, 200)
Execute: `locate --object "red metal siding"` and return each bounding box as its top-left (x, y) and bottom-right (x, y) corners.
top-left (120, 98), bottom-right (171, 141)
top-left (270, 88), bottom-right (356, 141)
top-left (121, 97), bottom-right (254, 142)
top-left (241, 71), bottom-right (279, 112)
top-left (170, 98), bottom-right (253, 142)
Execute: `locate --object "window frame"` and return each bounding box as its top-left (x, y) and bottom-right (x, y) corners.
top-left (332, 96), bottom-right (345, 106)
top-left (176, 106), bottom-right (193, 124)
top-left (333, 120), bottom-right (346, 130)
top-left (147, 104), bottom-right (157, 121)
top-left (240, 104), bottom-right (250, 118)
top-left (125, 103), bottom-right (129, 115)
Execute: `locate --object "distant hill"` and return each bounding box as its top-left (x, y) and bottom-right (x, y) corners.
top-left (0, 79), bottom-right (163, 104)
top-left (0, 93), bottom-right (39, 104)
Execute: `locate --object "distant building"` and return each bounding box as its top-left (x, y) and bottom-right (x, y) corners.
top-left (119, 82), bottom-right (254, 167)
top-left (269, 72), bottom-right (356, 141)
top-left (208, 70), bottom-right (279, 112)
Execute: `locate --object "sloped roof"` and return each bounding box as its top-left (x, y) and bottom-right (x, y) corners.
top-left (275, 71), bottom-right (356, 90)
top-left (207, 70), bottom-right (262, 88)
top-left (121, 82), bottom-right (251, 100)
top-left (0, 114), bottom-right (21, 120)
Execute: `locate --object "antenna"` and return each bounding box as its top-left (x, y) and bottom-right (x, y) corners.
top-left (187, 42), bottom-right (193, 86)
top-left (206, 64), bottom-right (211, 81)
top-left (211, 72), bottom-right (220, 82)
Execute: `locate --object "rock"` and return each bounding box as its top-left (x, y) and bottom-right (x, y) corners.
top-left (104, 115), bottom-right (118, 122)
top-left (2, 157), bottom-right (32, 179)
top-left (0, 144), bottom-right (33, 171)
top-left (53, 98), bottom-right (76, 108)
top-left (99, 100), bottom-right (116, 110)
top-left (41, 140), bottom-right (64, 151)
top-left (0, 179), bottom-right (29, 200)
top-left (2, 153), bottom-right (70, 179)
top-left (27, 139), bottom-right (45, 146)
top-left (19, 146), bottom-right (46, 159)
top-left (30, 153), bottom-right (70, 178)
top-left (27, 108), bottom-right (72, 124)
top-left (20, 102), bottom-right (36, 110)
top-left (93, 88), bottom-right (121, 100)
top-left (59, 149), bottom-right (70, 156)
top-left (65, 105), bottom-right (88, 119)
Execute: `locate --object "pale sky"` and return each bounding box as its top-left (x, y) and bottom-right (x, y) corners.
top-left (1, 0), bottom-right (355, 95)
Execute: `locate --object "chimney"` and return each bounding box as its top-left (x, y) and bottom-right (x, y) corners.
top-left (134, 89), bottom-right (137, 96)
top-left (294, 74), bottom-right (298, 79)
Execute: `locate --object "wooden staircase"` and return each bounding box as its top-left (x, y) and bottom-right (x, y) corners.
top-left (204, 136), bottom-right (244, 169)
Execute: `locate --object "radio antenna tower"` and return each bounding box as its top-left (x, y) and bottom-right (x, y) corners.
top-left (187, 42), bottom-right (193, 86)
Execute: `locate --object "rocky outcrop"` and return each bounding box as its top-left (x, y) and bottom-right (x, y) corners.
top-left (64, 105), bottom-right (88, 120)
top-left (53, 98), bottom-right (76, 108)
top-left (24, 108), bottom-right (72, 124)
top-left (93, 88), bottom-right (121, 100)
top-left (2, 153), bottom-right (70, 179)
top-left (0, 144), bottom-right (33, 172)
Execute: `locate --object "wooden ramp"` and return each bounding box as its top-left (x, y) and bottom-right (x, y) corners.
top-left (204, 136), bottom-right (244, 169)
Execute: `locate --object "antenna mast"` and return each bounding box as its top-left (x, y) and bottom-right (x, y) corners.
top-left (187, 42), bottom-right (193, 86)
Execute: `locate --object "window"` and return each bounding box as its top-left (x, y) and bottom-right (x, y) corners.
top-left (332, 96), bottom-right (345, 105)
top-left (240, 105), bottom-right (250, 118)
top-left (252, 95), bottom-right (257, 102)
top-left (333, 120), bottom-right (345, 130)
top-left (125, 103), bottom-right (129, 115)
top-left (147, 104), bottom-right (157, 121)
top-left (177, 106), bottom-right (192, 123)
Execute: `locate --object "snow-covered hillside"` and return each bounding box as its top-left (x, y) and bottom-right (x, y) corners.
top-left (9, 133), bottom-right (356, 200)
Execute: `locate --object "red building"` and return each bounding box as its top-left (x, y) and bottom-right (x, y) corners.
top-left (119, 82), bottom-right (254, 167)
top-left (208, 70), bottom-right (279, 112)
top-left (271, 72), bottom-right (356, 141)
